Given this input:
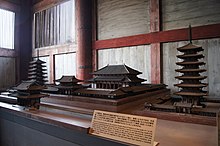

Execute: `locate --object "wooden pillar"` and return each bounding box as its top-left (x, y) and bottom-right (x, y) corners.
top-left (92, 0), bottom-right (98, 72)
top-left (150, 0), bottom-right (161, 84)
top-left (76, 0), bottom-right (93, 81)
top-left (18, 0), bottom-right (32, 81)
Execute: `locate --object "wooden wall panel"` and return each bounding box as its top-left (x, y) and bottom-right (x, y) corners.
top-left (0, 57), bottom-right (15, 89)
top-left (54, 53), bottom-right (76, 81)
top-left (163, 38), bottom-right (220, 96)
top-left (162, 0), bottom-right (220, 30)
top-left (98, 45), bottom-right (151, 83)
top-left (97, 0), bottom-right (150, 40)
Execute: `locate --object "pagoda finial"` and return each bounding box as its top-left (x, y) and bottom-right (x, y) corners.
top-left (37, 49), bottom-right (40, 59)
top-left (189, 24), bottom-right (192, 44)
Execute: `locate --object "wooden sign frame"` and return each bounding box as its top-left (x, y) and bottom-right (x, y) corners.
top-left (89, 110), bottom-right (158, 146)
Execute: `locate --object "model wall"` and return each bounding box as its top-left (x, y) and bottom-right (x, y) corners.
top-left (0, 57), bottom-right (15, 89)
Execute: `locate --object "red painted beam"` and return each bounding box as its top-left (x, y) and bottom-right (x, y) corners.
top-left (94, 23), bottom-right (220, 50)
top-left (0, 48), bottom-right (16, 57)
top-left (150, 0), bottom-right (161, 84)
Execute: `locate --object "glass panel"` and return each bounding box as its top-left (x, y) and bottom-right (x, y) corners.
top-left (34, 0), bottom-right (75, 48)
top-left (0, 9), bottom-right (15, 49)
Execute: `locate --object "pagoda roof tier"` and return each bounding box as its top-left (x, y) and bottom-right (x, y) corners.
top-left (177, 54), bottom-right (204, 59)
top-left (175, 68), bottom-right (206, 73)
top-left (177, 43), bottom-right (203, 52)
top-left (28, 72), bottom-right (47, 75)
top-left (29, 64), bottom-right (46, 68)
top-left (92, 64), bottom-right (142, 75)
top-left (28, 78), bottom-right (47, 82)
top-left (174, 91), bottom-right (208, 97)
top-left (29, 59), bottom-right (46, 64)
top-left (175, 76), bottom-right (207, 80)
top-left (55, 75), bottom-right (81, 83)
top-left (29, 68), bottom-right (47, 72)
top-left (16, 93), bottom-right (48, 99)
top-left (28, 75), bottom-right (47, 78)
top-left (176, 61), bottom-right (205, 66)
top-left (174, 83), bottom-right (208, 88)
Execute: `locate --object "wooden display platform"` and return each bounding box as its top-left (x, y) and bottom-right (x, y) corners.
top-left (135, 109), bottom-right (217, 126)
top-left (134, 101), bottom-right (220, 126)
top-left (41, 88), bottom-right (170, 113)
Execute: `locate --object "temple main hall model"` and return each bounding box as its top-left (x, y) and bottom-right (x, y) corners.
top-left (74, 64), bottom-right (167, 99)
top-left (89, 64), bottom-right (145, 89)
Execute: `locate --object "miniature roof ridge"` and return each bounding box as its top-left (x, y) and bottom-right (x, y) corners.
top-left (177, 43), bottom-right (202, 51)
top-left (55, 75), bottom-right (81, 83)
top-left (29, 59), bottom-right (46, 64)
top-left (88, 75), bottom-right (146, 83)
top-left (92, 64), bottom-right (142, 75)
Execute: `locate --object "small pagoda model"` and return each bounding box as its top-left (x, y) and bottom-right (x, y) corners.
top-left (174, 26), bottom-right (208, 112)
top-left (12, 80), bottom-right (48, 108)
top-left (89, 64), bottom-right (146, 89)
top-left (55, 75), bottom-right (82, 95)
top-left (28, 59), bottom-right (47, 85)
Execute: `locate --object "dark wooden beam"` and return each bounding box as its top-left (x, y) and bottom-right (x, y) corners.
top-left (18, 0), bottom-right (33, 81)
top-left (33, 0), bottom-right (69, 12)
top-left (0, 0), bottom-right (20, 12)
top-left (94, 23), bottom-right (220, 50)
top-left (150, 0), bottom-right (161, 84)
top-left (0, 48), bottom-right (16, 57)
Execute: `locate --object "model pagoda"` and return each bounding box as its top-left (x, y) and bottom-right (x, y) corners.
top-left (28, 59), bottom-right (47, 85)
top-left (174, 26), bottom-right (208, 111)
top-left (9, 58), bottom-right (48, 108)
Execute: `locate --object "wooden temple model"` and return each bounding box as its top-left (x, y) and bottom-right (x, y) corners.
top-left (12, 80), bottom-right (47, 108)
top-left (8, 58), bottom-right (49, 108)
top-left (55, 75), bottom-right (82, 95)
top-left (75, 64), bottom-right (167, 99)
top-left (89, 64), bottom-right (146, 89)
